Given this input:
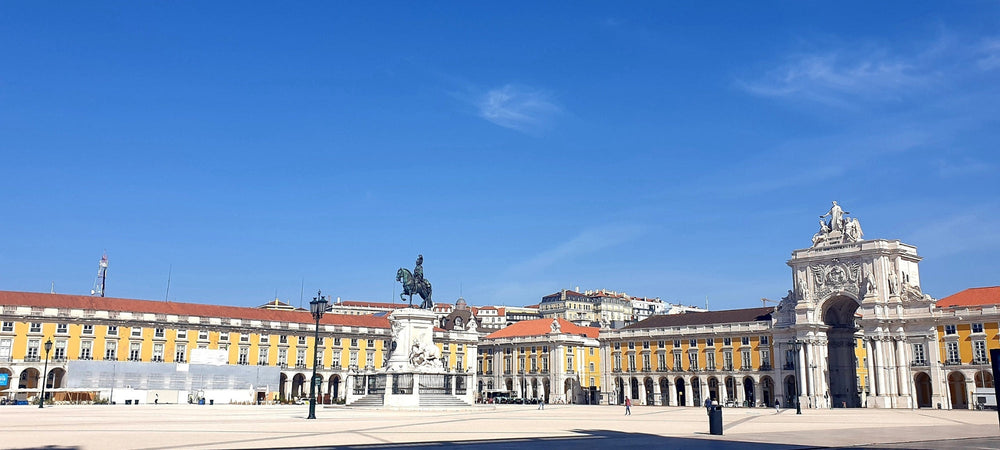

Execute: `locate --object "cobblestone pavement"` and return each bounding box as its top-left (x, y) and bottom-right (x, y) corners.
top-left (1, 404), bottom-right (997, 449)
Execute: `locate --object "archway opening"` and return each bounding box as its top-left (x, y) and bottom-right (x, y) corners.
top-left (823, 295), bottom-right (861, 407)
top-left (690, 377), bottom-right (702, 406)
top-left (948, 372), bottom-right (968, 409)
top-left (784, 375), bottom-right (797, 407)
top-left (659, 377), bottom-right (669, 406)
top-left (761, 376), bottom-right (774, 407)
top-left (724, 376), bottom-right (736, 404)
top-left (644, 377), bottom-right (654, 405)
top-left (19, 368), bottom-right (39, 389)
top-left (975, 370), bottom-right (994, 388)
top-left (279, 373), bottom-right (288, 401)
top-left (743, 377), bottom-right (755, 407)
top-left (707, 377), bottom-right (719, 401)
top-left (914, 372), bottom-right (932, 408)
top-left (292, 373), bottom-right (306, 399)
top-left (47, 367), bottom-right (66, 389)
top-left (0, 368), bottom-right (12, 395)
top-left (330, 375), bottom-right (341, 401)
top-left (675, 378), bottom-right (686, 406)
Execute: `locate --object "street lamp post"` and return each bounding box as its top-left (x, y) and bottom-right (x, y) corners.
top-left (307, 290), bottom-right (328, 420)
top-left (788, 340), bottom-right (802, 415)
top-left (39, 339), bottom-right (52, 408)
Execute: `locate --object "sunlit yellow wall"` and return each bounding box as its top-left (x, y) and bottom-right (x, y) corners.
top-left (854, 337), bottom-right (868, 391)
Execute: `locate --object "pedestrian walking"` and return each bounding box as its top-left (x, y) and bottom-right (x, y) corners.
top-left (775, 400), bottom-right (780, 413)
top-left (624, 397), bottom-right (632, 416)
top-left (537, 397), bottom-right (544, 410)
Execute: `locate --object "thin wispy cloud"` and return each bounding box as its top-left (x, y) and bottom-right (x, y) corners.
top-left (739, 51), bottom-right (929, 106)
top-left (508, 224), bottom-right (646, 275)
top-left (934, 157), bottom-right (994, 178)
top-left (905, 206), bottom-right (1000, 258)
top-left (977, 37), bottom-right (1000, 70)
top-left (477, 84), bottom-right (561, 133)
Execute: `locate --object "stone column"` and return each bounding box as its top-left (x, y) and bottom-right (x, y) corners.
top-left (754, 376), bottom-right (763, 407)
top-left (719, 378), bottom-right (727, 402)
top-left (819, 343), bottom-right (830, 405)
top-left (896, 339), bottom-right (910, 397)
top-left (864, 339), bottom-right (879, 397)
top-left (797, 343), bottom-right (808, 406)
top-left (552, 346), bottom-right (564, 403)
top-left (735, 379), bottom-right (745, 406)
top-left (876, 337), bottom-right (888, 399)
top-left (668, 379), bottom-right (677, 406)
top-left (683, 377), bottom-right (692, 407)
top-left (652, 379), bottom-right (661, 406)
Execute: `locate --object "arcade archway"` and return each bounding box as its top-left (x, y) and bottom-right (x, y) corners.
top-left (823, 295), bottom-right (861, 407)
top-left (948, 372), bottom-right (968, 409)
top-left (914, 372), bottom-right (932, 408)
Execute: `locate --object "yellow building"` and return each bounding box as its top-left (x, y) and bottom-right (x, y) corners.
top-left (601, 307), bottom-right (791, 407)
top-left (0, 291), bottom-right (467, 404)
top-left (922, 286), bottom-right (999, 409)
top-left (477, 318), bottom-right (600, 404)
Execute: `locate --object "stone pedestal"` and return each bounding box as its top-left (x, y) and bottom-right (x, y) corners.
top-left (385, 308), bottom-right (438, 372)
top-left (347, 307), bottom-right (477, 408)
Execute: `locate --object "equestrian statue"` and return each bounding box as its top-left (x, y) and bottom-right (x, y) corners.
top-left (396, 254), bottom-right (433, 309)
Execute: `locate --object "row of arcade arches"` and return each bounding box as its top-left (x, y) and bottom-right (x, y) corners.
top-left (277, 373), bottom-right (342, 403)
top-left (612, 375), bottom-right (777, 407)
top-left (0, 367), bottom-right (66, 392)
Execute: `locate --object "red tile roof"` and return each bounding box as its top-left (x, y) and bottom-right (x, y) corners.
top-left (936, 286), bottom-right (1000, 308)
top-left (337, 300), bottom-right (409, 309)
top-left (623, 307), bottom-right (773, 329)
top-left (484, 318), bottom-right (599, 339)
top-left (0, 291), bottom-right (389, 328)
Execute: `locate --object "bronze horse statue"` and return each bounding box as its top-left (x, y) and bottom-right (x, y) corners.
top-left (396, 268), bottom-right (433, 309)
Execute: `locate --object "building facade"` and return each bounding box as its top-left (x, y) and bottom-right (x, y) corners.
top-left (0, 292), bottom-right (471, 404)
top-left (477, 318), bottom-right (601, 404)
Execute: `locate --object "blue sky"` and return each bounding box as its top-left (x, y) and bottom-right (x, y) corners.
top-left (2, 3), bottom-right (998, 311)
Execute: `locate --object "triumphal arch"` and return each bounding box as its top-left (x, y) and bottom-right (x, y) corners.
top-left (773, 202), bottom-right (939, 409)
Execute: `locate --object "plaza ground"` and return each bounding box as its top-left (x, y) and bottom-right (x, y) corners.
top-left (1, 404), bottom-right (998, 450)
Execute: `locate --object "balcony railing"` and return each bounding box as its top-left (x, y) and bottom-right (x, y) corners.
top-left (24, 356), bottom-right (40, 362)
top-left (944, 359), bottom-right (962, 365)
top-left (783, 363), bottom-right (794, 370)
top-left (910, 361), bottom-right (929, 367)
top-left (972, 358), bottom-right (989, 365)
top-left (759, 364), bottom-right (772, 371)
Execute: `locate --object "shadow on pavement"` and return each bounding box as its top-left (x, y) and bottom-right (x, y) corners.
top-left (268, 429), bottom-right (807, 450)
